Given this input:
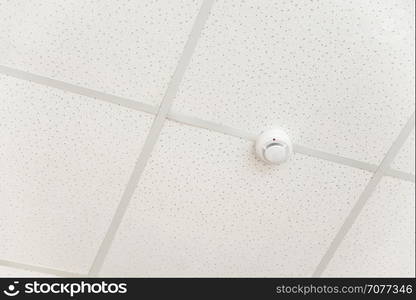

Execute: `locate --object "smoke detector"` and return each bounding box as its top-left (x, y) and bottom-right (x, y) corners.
top-left (255, 128), bottom-right (293, 164)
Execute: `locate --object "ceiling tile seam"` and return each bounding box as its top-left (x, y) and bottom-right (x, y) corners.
top-left (86, 0), bottom-right (216, 277)
top-left (0, 3), bottom-right (413, 277)
top-left (168, 112), bottom-right (415, 180)
top-left (0, 259), bottom-right (84, 278)
top-left (0, 64), bottom-right (412, 179)
top-left (0, 64), bottom-right (158, 115)
top-left (312, 112), bottom-right (416, 277)
top-left (168, 111), bottom-right (383, 174)
top-left (383, 168), bottom-right (415, 183)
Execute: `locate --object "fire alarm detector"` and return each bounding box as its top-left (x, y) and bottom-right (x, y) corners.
top-left (255, 128), bottom-right (293, 164)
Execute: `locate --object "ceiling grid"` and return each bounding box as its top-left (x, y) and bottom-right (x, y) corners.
top-left (0, 0), bottom-right (414, 277)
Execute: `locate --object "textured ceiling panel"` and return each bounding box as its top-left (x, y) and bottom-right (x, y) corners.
top-left (391, 129), bottom-right (415, 175)
top-left (0, 265), bottom-right (55, 277)
top-left (173, 0), bottom-right (415, 164)
top-left (0, 0), bottom-right (414, 278)
top-left (100, 121), bottom-right (371, 277)
top-left (0, 74), bottom-right (153, 273)
top-left (323, 177), bottom-right (415, 277)
top-left (0, 0), bottom-right (201, 105)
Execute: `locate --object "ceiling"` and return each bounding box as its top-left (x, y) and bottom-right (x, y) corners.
top-left (0, 0), bottom-right (414, 277)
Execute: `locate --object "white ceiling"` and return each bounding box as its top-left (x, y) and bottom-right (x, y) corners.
top-left (0, 265), bottom-right (55, 277)
top-left (0, 74), bottom-right (153, 274)
top-left (323, 177), bottom-right (415, 277)
top-left (392, 129), bottom-right (415, 174)
top-left (172, 0), bottom-right (415, 164)
top-left (0, 0), bottom-right (414, 277)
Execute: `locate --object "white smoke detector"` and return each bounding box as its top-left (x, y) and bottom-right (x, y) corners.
top-left (255, 128), bottom-right (293, 164)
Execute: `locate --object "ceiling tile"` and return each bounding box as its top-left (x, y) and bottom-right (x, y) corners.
top-left (0, 0), bottom-right (201, 105)
top-left (100, 121), bottom-right (371, 277)
top-left (391, 129), bottom-right (415, 175)
top-left (324, 177), bottom-right (415, 277)
top-left (173, 0), bottom-right (415, 164)
top-left (0, 74), bottom-right (153, 273)
top-left (0, 265), bottom-right (55, 277)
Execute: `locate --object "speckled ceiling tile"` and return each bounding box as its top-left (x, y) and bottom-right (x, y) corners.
top-left (0, 0), bottom-right (202, 105)
top-left (173, 0), bottom-right (415, 164)
top-left (0, 265), bottom-right (55, 278)
top-left (391, 129), bottom-right (415, 175)
top-left (0, 74), bottom-right (153, 274)
top-left (99, 121), bottom-right (371, 277)
top-left (323, 177), bottom-right (415, 277)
